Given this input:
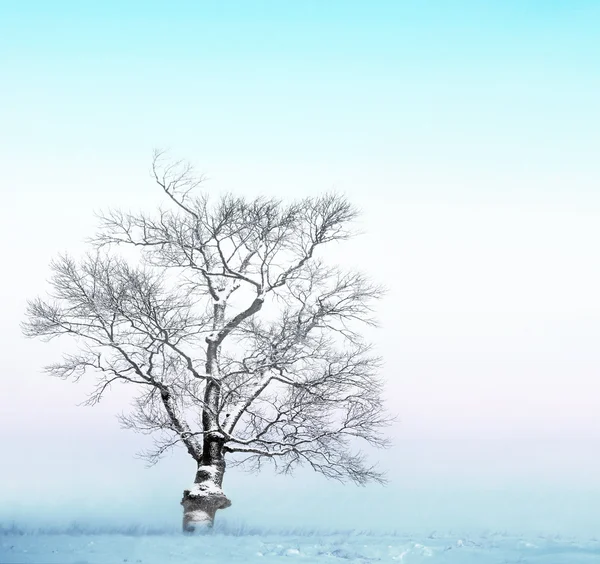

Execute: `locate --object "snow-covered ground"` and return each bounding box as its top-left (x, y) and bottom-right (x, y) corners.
top-left (1, 526), bottom-right (599, 563)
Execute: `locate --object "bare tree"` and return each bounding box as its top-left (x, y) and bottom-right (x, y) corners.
top-left (23, 152), bottom-right (391, 532)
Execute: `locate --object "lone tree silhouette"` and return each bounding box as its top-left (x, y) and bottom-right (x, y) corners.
top-left (23, 152), bottom-right (391, 531)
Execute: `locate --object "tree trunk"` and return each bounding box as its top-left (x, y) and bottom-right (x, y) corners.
top-left (181, 300), bottom-right (232, 532)
top-left (181, 433), bottom-right (231, 532)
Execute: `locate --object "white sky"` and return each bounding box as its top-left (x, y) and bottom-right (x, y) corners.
top-left (4, 173), bottom-right (598, 441)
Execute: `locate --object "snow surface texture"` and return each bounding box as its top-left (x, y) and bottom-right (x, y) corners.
top-left (1, 526), bottom-right (599, 563)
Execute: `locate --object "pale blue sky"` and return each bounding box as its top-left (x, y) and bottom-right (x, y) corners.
top-left (1, 0), bottom-right (599, 533)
